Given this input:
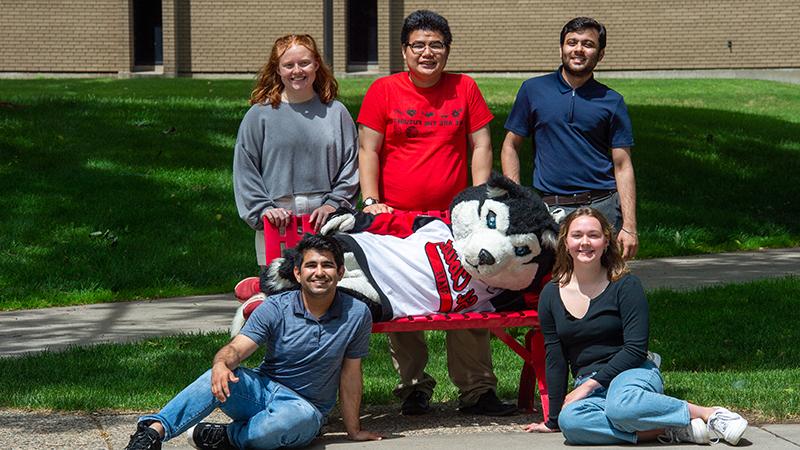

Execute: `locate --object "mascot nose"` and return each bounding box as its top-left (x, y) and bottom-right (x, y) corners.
top-left (478, 249), bottom-right (496, 266)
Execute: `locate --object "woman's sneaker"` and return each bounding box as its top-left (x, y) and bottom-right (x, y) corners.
top-left (186, 423), bottom-right (235, 450)
top-left (658, 418), bottom-right (710, 444)
top-left (708, 407), bottom-right (748, 445)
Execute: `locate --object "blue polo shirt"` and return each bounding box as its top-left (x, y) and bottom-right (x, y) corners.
top-left (505, 67), bottom-right (634, 195)
top-left (240, 290), bottom-right (372, 416)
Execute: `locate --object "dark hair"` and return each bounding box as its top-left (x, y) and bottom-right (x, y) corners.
top-left (250, 34), bottom-right (338, 108)
top-left (560, 17), bottom-right (606, 50)
top-left (401, 10), bottom-right (453, 47)
top-left (294, 234), bottom-right (344, 269)
top-left (552, 207), bottom-right (628, 284)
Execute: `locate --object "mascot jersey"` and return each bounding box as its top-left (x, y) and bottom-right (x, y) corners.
top-left (338, 218), bottom-right (512, 320)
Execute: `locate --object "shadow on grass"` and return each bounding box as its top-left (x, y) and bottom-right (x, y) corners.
top-left (0, 93), bottom-right (254, 308)
top-left (480, 103), bottom-right (800, 257)
top-left (2, 78), bottom-right (800, 309)
top-left (649, 277), bottom-right (800, 372)
top-left (631, 104), bottom-right (800, 255)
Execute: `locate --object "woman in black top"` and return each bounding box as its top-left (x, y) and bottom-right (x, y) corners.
top-left (524, 207), bottom-right (748, 445)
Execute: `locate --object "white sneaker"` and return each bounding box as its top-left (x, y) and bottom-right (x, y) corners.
top-left (647, 351), bottom-right (662, 368)
top-left (658, 418), bottom-right (710, 444)
top-left (708, 407), bottom-right (748, 445)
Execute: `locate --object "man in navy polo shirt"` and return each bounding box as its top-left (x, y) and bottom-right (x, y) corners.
top-left (124, 235), bottom-right (381, 450)
top-left (501, 17), bottom-right (638, 259)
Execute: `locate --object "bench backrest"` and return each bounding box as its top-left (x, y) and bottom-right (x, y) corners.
top-left (263, 210), bottom-right (450, 260)
top-left (263, 215), bottom-right (315, 260)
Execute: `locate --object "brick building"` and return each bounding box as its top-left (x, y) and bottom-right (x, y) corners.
top-left (1, 0), bottom-right (798, 76)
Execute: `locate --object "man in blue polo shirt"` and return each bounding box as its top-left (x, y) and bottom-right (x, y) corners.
top-left (124, 235), bottom-right (381, 450)
top-left (501, 16), bottom-right (638, 259)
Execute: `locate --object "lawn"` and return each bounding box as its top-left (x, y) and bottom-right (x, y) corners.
top-left (1, 77), bottom-right (799, 310)
top-left (1, 277), bottom-right (797, 422)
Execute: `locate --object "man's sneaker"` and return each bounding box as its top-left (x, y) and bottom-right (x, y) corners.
top-left (401, 390), bottom-right (431, 415)
top-left (187, 422), bottom-right (236, 450)
top-left (459, 390), bottom-right (518, 416)
top-left (124, 422), bottom-right (162, 450)
top-left (234, 276), bottom-right (261, 302)
top-left (658, 418), bottom-right (710, 444)
top-left (708, 407), bottom-right (748, 445)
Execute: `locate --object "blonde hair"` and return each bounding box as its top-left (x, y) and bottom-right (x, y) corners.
top-left (552, 207), bottom-right (629, 285)
top-left (250, 34), bottom-right (338, 107)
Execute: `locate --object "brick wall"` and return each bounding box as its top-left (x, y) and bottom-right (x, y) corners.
top-left (1, 1), bottom-right (797, 74)
top-left (172, 1), bottom-right (324, 74)
top-left (0, 0), bottom-right (130, 73)
top-left (385, 0), bottom-right (800, 72)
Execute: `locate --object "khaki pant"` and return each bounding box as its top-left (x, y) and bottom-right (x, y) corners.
top-left (389, 328), bottom-right (497, 406)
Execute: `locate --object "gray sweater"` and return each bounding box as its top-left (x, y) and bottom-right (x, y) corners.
top-left (233, 96), bottom-right (359, 229)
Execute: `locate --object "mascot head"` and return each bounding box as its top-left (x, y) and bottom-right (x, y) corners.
top-left (450, 172), bottom-right (558, 291)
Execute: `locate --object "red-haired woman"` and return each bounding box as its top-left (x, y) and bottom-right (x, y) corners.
top-left (233, 34), bottom-right (358, 273)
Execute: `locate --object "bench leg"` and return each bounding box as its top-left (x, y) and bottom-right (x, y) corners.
top-left (530, 329), bottom-right (549, 420)
top-left (517, 329), bottom-right (549, 419)
top-left (488, 328), bottom-right (537, 413)
top-left (517, 330), bottom-right (536, 413)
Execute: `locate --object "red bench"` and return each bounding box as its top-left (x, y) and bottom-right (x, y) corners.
top-left (264, 213), bottom-right (549, 417)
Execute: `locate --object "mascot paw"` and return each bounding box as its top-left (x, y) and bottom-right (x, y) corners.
top-left (321, 213), bottom-right (355, 235)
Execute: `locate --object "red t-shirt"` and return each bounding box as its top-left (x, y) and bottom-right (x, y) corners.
top-left (358, 72), bottom-right (494, 211)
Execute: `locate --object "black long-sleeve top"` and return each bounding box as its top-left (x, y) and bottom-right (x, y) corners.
top-left (538, 274), bottom-right (649, 429)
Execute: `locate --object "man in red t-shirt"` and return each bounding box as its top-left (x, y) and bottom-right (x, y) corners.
top-left (357, 10), bottom-right (515, 417)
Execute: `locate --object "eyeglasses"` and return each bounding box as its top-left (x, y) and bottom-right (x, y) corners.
top-left (405, 40), bottom-right (447, 55)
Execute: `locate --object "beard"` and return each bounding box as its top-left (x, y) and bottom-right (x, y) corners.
top-left (561, 54), bottom-right (599, 78)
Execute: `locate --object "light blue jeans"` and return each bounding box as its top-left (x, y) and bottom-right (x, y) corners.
top-left (558, 361), bottom-right (690, 445)
top-left (139, 367), bottom-right (323, 449)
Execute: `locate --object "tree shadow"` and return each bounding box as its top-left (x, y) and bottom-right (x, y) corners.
top-left (649, 277), bottom-right (800, 372)
top-left (489, 103), bottom-right (800, 255)
top-left (0, 90), bottom-right (254, 307)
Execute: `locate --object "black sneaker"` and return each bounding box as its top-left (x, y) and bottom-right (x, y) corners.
top-left (124, 422), bottom-right (162, 450)
top-left (187, 422), bottom-right (236, 450)
top-left (401, 390), bottom-right (431, 415)
top-left (459, 390), bottom-right (518, 416)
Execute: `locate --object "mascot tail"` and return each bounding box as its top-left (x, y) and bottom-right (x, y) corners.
top-left (230, 248), bottom-right (302, 336)
top-left (263, 250), bottom-right (301, 294)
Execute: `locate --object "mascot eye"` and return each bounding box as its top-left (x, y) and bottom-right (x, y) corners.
top-left (486, 211), bottom-right (497, 229)
top-left (514, 246), bottom-right (532, 257)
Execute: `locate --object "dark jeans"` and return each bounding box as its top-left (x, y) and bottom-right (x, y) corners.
top-left (546, 192), bottom-right (622, 232)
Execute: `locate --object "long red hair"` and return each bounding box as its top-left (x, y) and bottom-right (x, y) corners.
top-left (250, 34), bottom-right (338, 107)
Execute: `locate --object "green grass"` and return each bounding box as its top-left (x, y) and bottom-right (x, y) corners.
top-left (1, 277), bottom-right (798, 422)
top-left (1, 77), bottom-right (799, 310)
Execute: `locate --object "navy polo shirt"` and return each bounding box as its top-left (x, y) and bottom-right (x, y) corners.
top-left (505, 67), bottom-right (634, 195)
top-left (240, 289), bottom-right (372, 416)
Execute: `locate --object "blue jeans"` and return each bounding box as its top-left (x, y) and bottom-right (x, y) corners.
top-left (139, 367), bottom-right (323, 449)
top-left (558, 361), bottom-right (690, 445)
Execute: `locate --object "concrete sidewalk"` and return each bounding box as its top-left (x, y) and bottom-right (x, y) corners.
top-left (2, 247), bottom-right (799, 357)
top-left (2, 407), bottom-right (799, 449)
top-left (1, 248), bottom-right (799, 449)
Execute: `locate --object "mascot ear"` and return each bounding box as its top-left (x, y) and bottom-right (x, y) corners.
top-left (541, 229), bottom-right (558, 250)
top-left (486, 184), bottom-right (507, 199)
top-left (486, 171), bottom-right (520, 199)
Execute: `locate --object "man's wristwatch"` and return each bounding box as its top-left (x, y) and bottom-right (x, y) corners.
top-left (363, 197), bottom-right (379, 207)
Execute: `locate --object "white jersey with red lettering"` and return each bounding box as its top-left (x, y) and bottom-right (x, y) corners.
top-left (346, 219), bottom-right (505, 319)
